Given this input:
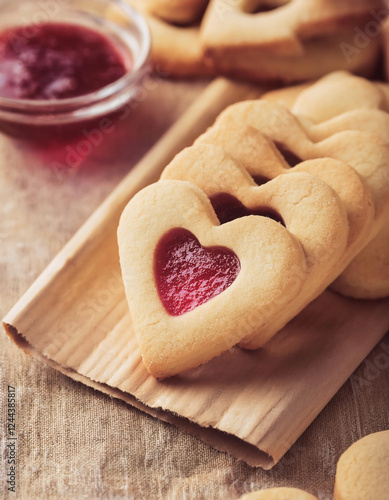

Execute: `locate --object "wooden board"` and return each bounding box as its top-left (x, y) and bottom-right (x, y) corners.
top-left (3, 78), bottom-right (389, 469)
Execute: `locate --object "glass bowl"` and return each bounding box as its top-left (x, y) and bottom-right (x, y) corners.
top-left (0, 0), bottom-right (151, 140)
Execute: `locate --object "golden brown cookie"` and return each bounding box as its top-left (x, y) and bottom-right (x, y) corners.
top-left (240, 488), bottom-right (319, 500)
top-left (119, 0), bottom-right (214, 76)
top-left (119, 1), bottom-right (383, 80)
top-left (162, 139), bottom-right (368, 349)
top-left (145, 0), bottom-right (208, 25)
top-left (383, 18), bottom-right (389, 83)
top-left (334, 431), bottom-right (389, 500)
top-left (201, 0), bottom-right (383, 56)
top-left (118, 178), bottom-right (318, 377)
top-left (196, 97), bottom-right (389, 301)
top-left (200, 1), bottom-right (384, 82)
top-left (262, 72), bottom-right (389, 298)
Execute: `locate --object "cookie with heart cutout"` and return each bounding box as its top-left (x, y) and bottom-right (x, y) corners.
top-left (114, 0), bottom-right (214, 77)
top-left (162, 143), bottom-right (356, 348)
top-left (264, 71), bottom-right (389, 124)
top-left (196, 98), bottom-right (389, 300)
top-left (200, 0), bottom-right (383, 82)
top-left (118, 180), bottom-right (311, 377)
top-left (270, 71), bottom-right (389, 300)
top-left (240, 488), bottom-right (319, 500)
top-left (263, 73), bottom-right (389, 299)
top-left (334, 431), bottom-right (389, 500)
top-left (118, 174), bottom-right (345, 378)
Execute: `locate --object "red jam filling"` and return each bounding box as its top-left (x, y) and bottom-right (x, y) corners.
top-left (210, 193), bottom-right (285, 226)
top-left (155, 228), bottom-right (241, 316)
top-left (0, 23), bottom-right (128, 100)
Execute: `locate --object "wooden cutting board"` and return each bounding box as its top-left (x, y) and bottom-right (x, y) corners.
top-left (3, 77), bottom-right (389, 469)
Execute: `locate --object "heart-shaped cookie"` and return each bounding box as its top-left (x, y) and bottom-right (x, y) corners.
top-left (196, 98), bottom-right (389, 298)
top-left (162, 143), bottom-right (350, 348)
top-left (118, 180), bottom-right (310, 378)
top-left (263, 71), bottom-right (389, 298)
top-left (201, 0), bottom-right (382, 57)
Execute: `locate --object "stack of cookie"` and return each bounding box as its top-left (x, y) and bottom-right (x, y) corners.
top-left (123, 0), bottom-right (386, 81)
top-left (118, 71), bottom-right (389, 378)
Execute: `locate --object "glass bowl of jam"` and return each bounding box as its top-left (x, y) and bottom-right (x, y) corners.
top-left (0, 0), bottom-right (151, 141)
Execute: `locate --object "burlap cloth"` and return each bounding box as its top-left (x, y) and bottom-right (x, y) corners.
top-left (1, 78), bottom-right (388, 500)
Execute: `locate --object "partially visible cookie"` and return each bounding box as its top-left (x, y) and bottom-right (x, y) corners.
top-left (240, 487), bottom-right (319, 500)
top-left (262, 72), bottom-right (389, 298)
top-left (162, 143), bottom-right (351, 348)
top-left (334, 431), bottom-right (389, 500)
top-left (201, 0), bottom-right (383, 55)
top-left (118, 178), bottom-right (313, 378)
top-left (118, 1), bottom-right (384, 80)
top-left (200, 0), bottom-right (383, 82)
top-left (200, 29), bottom-right (380, 83)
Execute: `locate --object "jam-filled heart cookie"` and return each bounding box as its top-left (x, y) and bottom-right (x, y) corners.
top-left (117, 0), bottom-right (214, 77)
top-left (119, 180), bottom-right (315, 378)
top-left (162, 144), bottom-right (351, 348)
top-left (196, 97), bottom-right (389, 299)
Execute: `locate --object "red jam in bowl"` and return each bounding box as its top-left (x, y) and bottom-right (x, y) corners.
top-left (0, 23), bottom-right (128, 100)
top-left (155, 228), bottom-right (241, 316)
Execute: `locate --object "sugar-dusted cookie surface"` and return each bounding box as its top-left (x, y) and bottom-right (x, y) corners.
top-left (197, 94), bottom-right (389, 300)
top-left (263, 72), bottom-right (389, 298)
top-left (163, 142), bottom-right (366, 348)
top-left (240, 488), bottom-right (319, 500)
top-left (118, 179), bottom-right (318, 377)
top-left (334, 431), bottom-right (389, 500)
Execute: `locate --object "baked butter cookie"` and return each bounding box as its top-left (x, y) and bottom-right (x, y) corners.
top-left (334, 431), bottom-right (389, 500)
top-left (263, 72), bottom-right (389, 299)
top-left (197, 95), bottom-right (389, 301)
top-left (118, 147), bottom-right (349, 376)
top-left (145, 0), bottom-right (208, 25)
top-left (162, 143), bottom-right (353, 348)
top-left (200, 0), bottom-right (383, 82)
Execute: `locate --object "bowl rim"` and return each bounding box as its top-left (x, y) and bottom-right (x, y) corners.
top-left (0, 0), bottom-right (151, 113)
